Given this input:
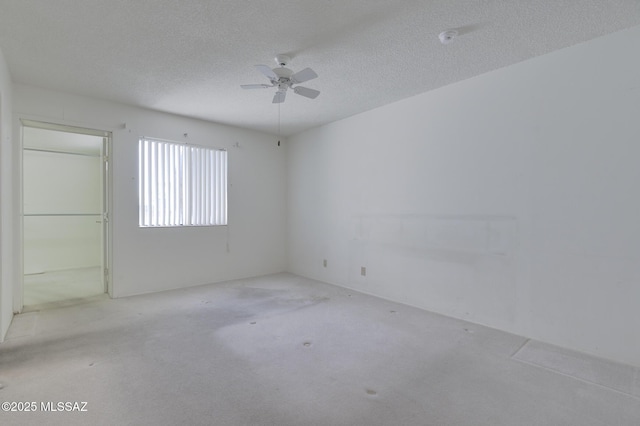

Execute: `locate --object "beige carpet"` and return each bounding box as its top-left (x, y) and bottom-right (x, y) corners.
top-left (23, 267), bottom-right (105, 310)
top-left (1, 273), bottom-right (638, 425)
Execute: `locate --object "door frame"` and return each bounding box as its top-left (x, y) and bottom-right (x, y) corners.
top-left (16, 119), bottom-right (113, 312)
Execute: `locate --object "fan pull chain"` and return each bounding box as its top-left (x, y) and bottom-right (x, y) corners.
top-left (277, 102), bottom-right (281, 146)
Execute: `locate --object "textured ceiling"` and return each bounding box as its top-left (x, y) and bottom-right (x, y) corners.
top-left (1, 0), bottom-right (640, 136)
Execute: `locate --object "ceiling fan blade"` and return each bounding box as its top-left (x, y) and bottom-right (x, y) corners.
top-left (241, 84), bottom-right (272, 89)
top-left (272, 91), bottom-right (286, 104)
top-left (293, 86), bottom-right (320, 99)
top-left (291, 67), bottom-right (318, 84)
top-left (255, 64), bottom-right (278, 81)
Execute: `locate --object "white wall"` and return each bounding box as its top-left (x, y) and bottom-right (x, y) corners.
top-left (288, 25), bottom-right (640, 367)
top-left (13, 84), bottom-right (287, 299)
top-left (0, 47), bottom-right (13, 341)
top-left (23, 137), bottom-right (102, 273)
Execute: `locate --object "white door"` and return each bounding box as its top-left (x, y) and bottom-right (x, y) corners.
top-left (21, 121), bottom-right (111, 309)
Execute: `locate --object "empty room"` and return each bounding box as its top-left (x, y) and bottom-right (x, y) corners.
top-left (0, 1), bottom-right (639, 425)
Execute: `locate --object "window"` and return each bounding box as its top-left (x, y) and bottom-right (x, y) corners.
top-left (138, 138), bottom-right (227, 227)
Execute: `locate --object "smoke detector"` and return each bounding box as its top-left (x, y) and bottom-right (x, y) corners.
top-left (439, 30), bottom-right (458, 44)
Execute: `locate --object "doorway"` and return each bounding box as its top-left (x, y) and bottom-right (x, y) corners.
top-left (21, 120), bottom-right (110, 310)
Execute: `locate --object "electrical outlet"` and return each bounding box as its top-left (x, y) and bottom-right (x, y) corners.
top-left (323, 259), bottom-right (327, 268)
top-left (361, 266), bottom-right (366, 276)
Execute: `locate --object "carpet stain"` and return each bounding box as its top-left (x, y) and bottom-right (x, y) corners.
top-left (366, 389), bottom-right (377, 396)
top-left (303, 342), bottom-right (312, 347)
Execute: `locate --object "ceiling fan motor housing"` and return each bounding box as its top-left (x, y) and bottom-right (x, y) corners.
top-left (273, 67), bottom-right (293, 80)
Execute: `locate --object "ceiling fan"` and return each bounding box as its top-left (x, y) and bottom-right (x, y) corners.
top-left (241, 55), bottom-right (320, 104)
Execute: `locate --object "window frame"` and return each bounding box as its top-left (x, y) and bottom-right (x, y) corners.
top-left (138, 137), bottom-right (227, 228)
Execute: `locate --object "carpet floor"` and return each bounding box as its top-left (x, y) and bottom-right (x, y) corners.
top-left (1, 273), bottom-right (638, 425)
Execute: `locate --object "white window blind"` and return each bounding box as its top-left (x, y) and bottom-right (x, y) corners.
top-left (139, 138), bottom-right (227, 227)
